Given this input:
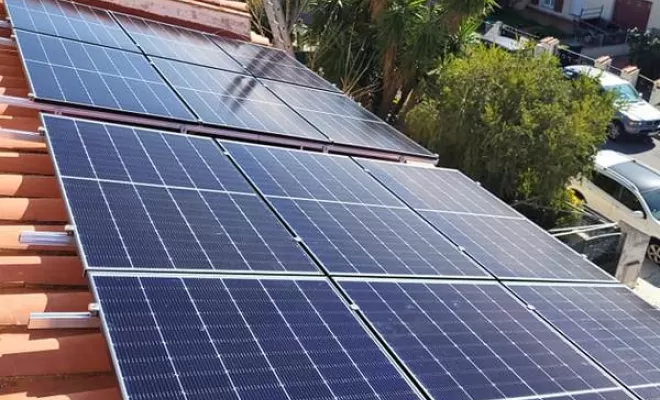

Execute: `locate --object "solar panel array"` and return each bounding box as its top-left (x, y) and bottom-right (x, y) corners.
top-left (223, 142), bottom-right (487, 278)
top-left (510, 283), bottom-right (660, 399)
top-left (15, 30), bottom-right (196, 121)
top-left (114, 14), bottom-right (244, 72)
top-left (20, 0), bottom-right (660, 399)
top-left (92, 274), bottom-right (423, 400)
top-left (359, 159), bottom-right (615, 283)
top-left (5, 0), bottom-right (138, 50)
top-left (339, 280), bottom-right (619, 400)
top-left (44, 115), bottom-right (316, 274)
top-left (9, 0), bottom-right (435, 158)
top-left (265, 80), bottom-right (434, 156)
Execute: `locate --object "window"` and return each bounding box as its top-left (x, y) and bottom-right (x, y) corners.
top-left (591, 172), bottom-right (622, 198)
top-left (541, 0), bottom-right (556, 8)
top-left (618, 187), bottom-right (643, 213)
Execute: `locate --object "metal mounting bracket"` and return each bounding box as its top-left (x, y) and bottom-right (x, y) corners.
top-left (28, 310), bottom-right (100, 330)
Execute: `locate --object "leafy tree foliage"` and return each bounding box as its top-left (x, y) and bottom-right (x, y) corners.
top-left (406, 46), bottom-right (615, 214)
top-left (628, 28), bottom-right (660, 79)
top-left (301, 0), bottom-right (494, 120)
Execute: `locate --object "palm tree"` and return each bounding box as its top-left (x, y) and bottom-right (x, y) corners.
top-left (300, 0), bottom-right (494, 120)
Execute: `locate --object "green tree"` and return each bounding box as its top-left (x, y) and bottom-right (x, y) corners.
top-left (406, 46), bottom-right (615, 222)
top-left (628, 28), bottom-right (660, 79)
top-left (301, 0), bottom-right (493, 121)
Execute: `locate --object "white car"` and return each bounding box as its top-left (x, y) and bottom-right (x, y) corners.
top-left (563, 65), bottom-right (660, 140)
top-left (570, 150), bottom-right (660, 263)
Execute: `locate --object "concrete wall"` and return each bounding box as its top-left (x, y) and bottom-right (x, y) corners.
top-left (648, 0), bottom-right (660, 30)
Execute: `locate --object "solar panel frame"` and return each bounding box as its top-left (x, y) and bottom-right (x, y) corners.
top-left (43, 114), bottom-right (319, 275)
top-left (14, 29), bottom-right (197, 122)
top-left (210, 36), bottom-right (340, 92)
top-left (419, 211), bottom-right (616, 282)
top-left (508, 282), bottom-right (660, 392)
top-left (5, 0), bottom-right (139, 51)
top-left (356, 158), bottom-right (525, 219)
top-left (337, 278), bottom-right (623, 400)
top-left (262, 80), bottom-right (434, 157)
top-left (89, 272), bottom-right (426, 400)
top-left (113, 12), bottom-right (246, 73)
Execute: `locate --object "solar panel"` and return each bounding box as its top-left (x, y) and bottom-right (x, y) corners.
top-left (222, 141), bottom-right (401, 206)
top-left (509, 283), bottom-right (660, 395)
top-left (5, 0), bottom-right (137, 51)
top-left (339, 279), bottom-right (620, 400)
top-left (358, 159), bottom-right (521, 218)
top-left (44, 115), bottom-right (317, 273)
top-left (271, 198), bottom-right (488, 278)
top-left (15, 30), bottom-right (196, 121)
top-left (114, 13), bottom-right (244, 72)
top-left (420, 212), bottom-right (614, 282)
top-left (212, 36), bottom-right (338, 92)
top-left (91, 274), bottom-right (423, 400)
top-left (151, 57), bottom-right (328, 141)
top-left (263, 80), bottom-right (433, 156)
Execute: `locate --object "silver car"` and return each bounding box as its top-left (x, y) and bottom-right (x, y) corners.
top-left (570, 150), bottom-right (660, 264)
top-left (563, 65), bottom-right (660, 140)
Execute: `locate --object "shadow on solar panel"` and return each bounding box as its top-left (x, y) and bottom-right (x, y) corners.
top-left (212, 35), bottom-right (339, 92)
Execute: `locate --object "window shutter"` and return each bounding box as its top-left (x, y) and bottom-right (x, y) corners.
top-left (554, 0), bottom-right (564, 12)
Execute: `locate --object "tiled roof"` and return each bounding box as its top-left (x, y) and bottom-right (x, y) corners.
top-left (0, 0), bottom-right (262, 397)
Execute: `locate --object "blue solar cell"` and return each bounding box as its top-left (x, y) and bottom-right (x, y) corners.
top-left (222, 142), bottom-right (401, 205)
top-left (6, 0), bottom-right (137, 50)
top-left (358, 159), bottom-right (521, 217)
top-left (61, 178), bottom-right (129, 268)
top-left (92, 275), bottom-right (422, 400)
top-left (510, 284), bottom-right (660, 389)
top-left (271, 198), bottom-right (487, 277)
top-left (45, 116), bottom-right (317, 273)
top-left (151, 57), bottom-right (328, 141)
top-left (263, 80), bottom-right (432, 156)
top-left (211, 36), bottom-right (338, 92)
top-left (420, 212), bottom-right (614, 281)
top-left (44, 115), bottom-right (253, 192)
top-left (15, 30), bottom-right (196, 121)
top-left (340, 280), bottom-right (619, 400)
top-left (114, 13), bottom-right (244, 72)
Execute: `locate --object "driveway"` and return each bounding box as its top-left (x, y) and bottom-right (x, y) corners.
top-left (603, 137), bottom-right (660, 304)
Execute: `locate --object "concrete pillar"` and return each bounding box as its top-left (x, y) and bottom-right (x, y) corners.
top-left (534, 37), bottom-right (559, 57)
top-left (620, 65), bottom-right (640, 86)
top-left (594, 55), bottom-right (612, 70)
top-left (484, 21), bottom-right (502, 40)
top-left (650, 79), bottom-right (660, 106)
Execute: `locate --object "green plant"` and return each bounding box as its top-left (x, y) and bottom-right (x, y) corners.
top-left (406, 45), bottom-right (615, 223)
top-left (628, 28), bottom-right (660, 80)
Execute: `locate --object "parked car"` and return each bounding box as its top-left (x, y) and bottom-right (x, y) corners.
top-left (570, 150), bottom-right (660, 264)
top-left (563, 65), bottom-right (660, 140)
